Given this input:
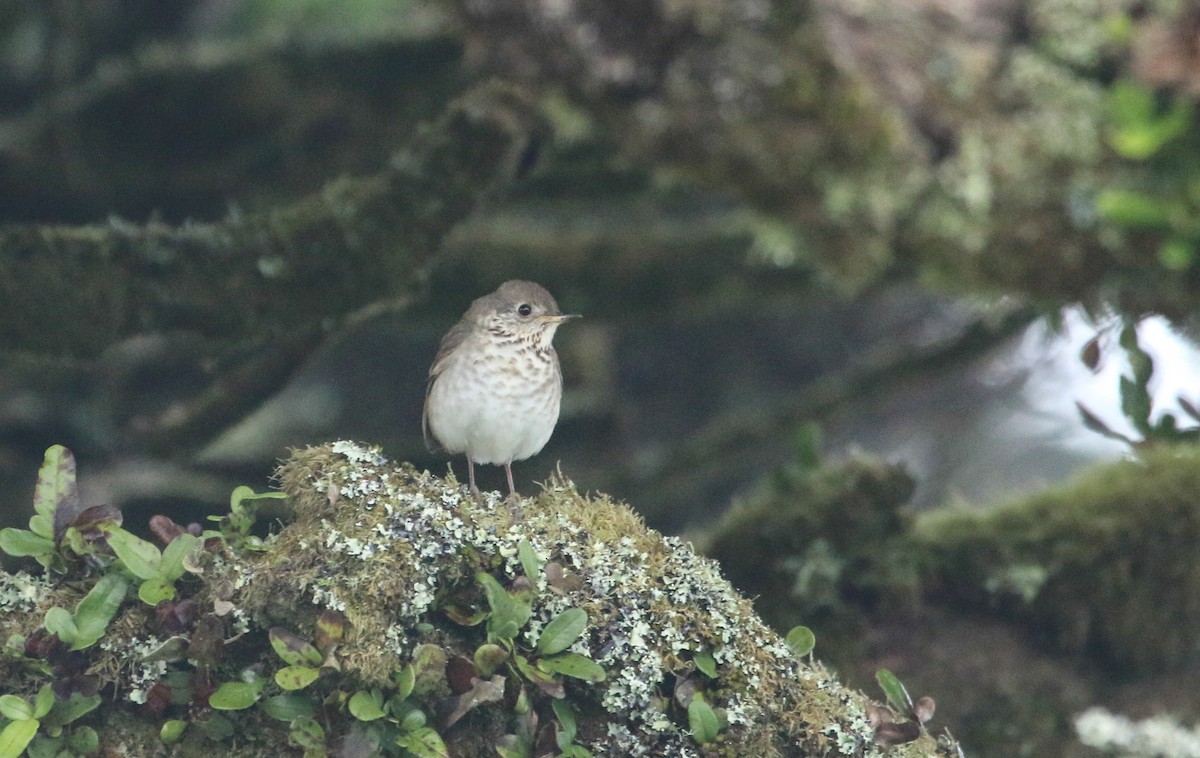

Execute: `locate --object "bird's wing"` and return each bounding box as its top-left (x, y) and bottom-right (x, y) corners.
top-left (422, 319), bottom-right (472, 452)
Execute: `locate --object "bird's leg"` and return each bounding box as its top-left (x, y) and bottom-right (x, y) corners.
top-left (504, 462), bottom-right (524, 518)
top-left (467, 456), bottom-right (481, 499)
top-left (504, 462), bottom-right (517, 497)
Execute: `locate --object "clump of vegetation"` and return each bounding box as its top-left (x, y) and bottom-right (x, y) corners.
top-left (1075, 316), bottom-right (1200, 449)
top-left (700, 438), bottom-right (922, 665)
top-left (0, 443), bottom-right (958, 756)
top-left (916, 443), bottom-right (1200, 675)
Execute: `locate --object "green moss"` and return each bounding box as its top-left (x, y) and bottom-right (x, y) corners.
top-left (701, 454), bottom-right (921, 651)
top-left (916, 444), bottom-right (1200, 674)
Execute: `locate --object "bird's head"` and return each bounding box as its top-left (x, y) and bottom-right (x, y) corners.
top-left (479, 280), bottom-right (579, 348)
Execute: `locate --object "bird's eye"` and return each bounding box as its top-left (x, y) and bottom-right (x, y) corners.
top-left (517, 304), bottom-right (532, 317)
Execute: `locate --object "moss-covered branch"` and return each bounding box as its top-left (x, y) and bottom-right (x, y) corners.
top-left (0, 443), bottom-right (959, 756)
top-left (915, 444), bottom-right (1200, 676)
top-left (699, 444), bottom-right (1200, 754)
top-left (0, 34), bottom-right (466, 222)
top-left (0, 82), bottom-right (545, 357)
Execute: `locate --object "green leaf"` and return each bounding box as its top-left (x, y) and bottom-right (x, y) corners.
top-left (1107, 81), bottom-right (1192, 158)
top-left (274, 665), bottom-right (320, 691)
top-left (518, 539), bottom-right (542, 580)
top-left (477, 572), bottom-right (511, 615)
top-left (41, 693), bottom-right (100, 729)
top-left (1119, 375), bottom-right (1153, 435)
top-left (536, 608), bottom-right (588, 656)
top-left (28, 516), bottom-right (55, 544)
top-left (158, 534), bottom-right (201, 582)
top-left (159, 720), bottom-right (187, 744)
top-left (398, 707), bottom-right (426, 732)
top-left (876, 669), bottom-right (913, 713)
top-left (137, 579), bottom-right (175, 605)
top-left (538, 652), bottom-right (606, 682)
top-left (196, 715), bottom-right (234, 741)
top-left (33, 445), bottom-right (76, 524)
top-left (67, 725), bottom-right (98, 754)
top-left (262, 694), bottom-right (316, 722)
top-left (0, 695), bottom-right (33, 721)
top-left (0, 529), bottom-right (55, 558)
top-left (348, 690), bottom-right (386, 722)
top-left (72, 574), bottom-right (128, 649)
top-left (288, 717), bottom-right (324, 749)
top-left (473, 643), bottom-right (509, 678)
top-left (104, 528), bottom-right (162, 580)
top-left (477, 572), bottom-right (531, 643)
top-left (1095, 189), bottom-right (1171, 229)
top-left (0, 718), bottom-right (39, 758)
top-left (43, 607), bottom-right (78, 646)
top-left (394, 664), bottom-right (416, 701)
top-left (1120, 323), bottom-right (1155, 386)
top-left (515, 653), bottom-right (564, 699)
top-left (785, 626), bottom-right (816, 658)
top-left (208, 682), bottom-right (260, 710)
top-left (395, 727), bottom-right (449, 757)
top-left (693, 649), bottom-right (717, 679)
top-left (229, 486), bottom-right (287, 513)
top-left (21, 733), bottom-right (57, 758)
top-left (269, 628), bottom-right (323, 667)
top-left (31, 686), bottom-right (53, 720)
top-left (552, 698), bottom-right (578, 748)
top-left (688, 694), bottom-right (720, 744)
top-left (410, 644), bottom-right (447, 697)
top-left (495, 738), bottom-right (527, 758)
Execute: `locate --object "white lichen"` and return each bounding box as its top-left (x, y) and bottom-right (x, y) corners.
top-left (0, 571), bottom-right (53, 612)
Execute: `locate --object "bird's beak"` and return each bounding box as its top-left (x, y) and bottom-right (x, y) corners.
top-left (541, 314), bottom-right (581, 324)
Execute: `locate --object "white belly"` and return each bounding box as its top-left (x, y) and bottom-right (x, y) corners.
top-left (427, 342), bottom-right (562, 465)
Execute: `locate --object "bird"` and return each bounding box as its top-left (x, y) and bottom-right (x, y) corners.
top-left (423, 280), bottom-right (579, 498)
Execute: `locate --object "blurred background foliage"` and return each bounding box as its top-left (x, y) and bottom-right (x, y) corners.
top-left (4, 0), bottom-right (1200, 755)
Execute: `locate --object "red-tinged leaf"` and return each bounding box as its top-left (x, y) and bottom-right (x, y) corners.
top-left (149, 515), bottom-right (187, 545)
top-left (442, 604), bottom-right (488, 627)
top-left (515, 654), bottom-right (564, 699)
top-left (874, 720), bottom-right (921, 746)
top-left (1180, 396), bottom-right (1200, 423)
top-left (34, 446), bottom-right (78, 533)
top-left (446, 655), bottom-right (477, 695)
top-left (443, 676), bottom-right (505, 728)
top-left (186, 616), bottom-right (226, 664)
top-left (1075, 402), bottom-right (1134, 444)
top-left (1080, 334), bottom-right (1102, 372)
top-left (274, 665), bottom-right (319, 691)
top-left (71, 505), bottom-right (122, 539)
top-left (314, 609), bottom-right (348, 653)
top-left (269, 627), bottom-right (323, 667)
top-left (914, 696), bottom-right (936, 724)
